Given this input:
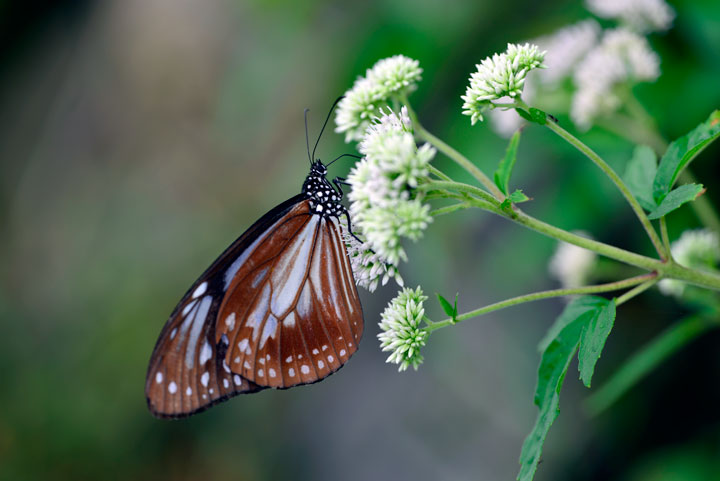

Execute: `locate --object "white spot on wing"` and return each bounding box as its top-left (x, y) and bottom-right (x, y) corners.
top-left (192, 282), bottom-right (208, 299)
top-left (170, 328), bottom-right (177, 339)
top-left (285, 356), bottom-right (292, 363)
top-left (186, 387), bottom-right (192, 396)
top-left (225, 312), bottom-right (236, 331)
top-left (199, 340), bottom-right (212, 365)
top-left (233, 375), bottom-right (242, 386)
top-left (201, 372), bottom-right (209, 387)
top-left (259, 315), bottom-right (278, 349)
top-left (258, 369), bottom-right (264, 377)
top-left (318, 360), bottom-right (325, 369)
top-left (258, 358), bottom-right (265, 365)
top-left (234, 356), bottom-right (241, 364)
top-left (269, 368), bottom-right (276, 378)
top-left (238, 338), bottom-right (249, 352)
top-left (301, 365), bottom-right (310, 375)
top-left (168, 382), bottom-right (177, 394)
top-left (288, 368), bottom-right (295, 377)
top-left (244, 361), bottom-right (251, 370)
top-left (223, 359), bottom-right (231, 373)
top-left (312, 348), bottom-right (319, 355)
top-left (223, 378), bottom-right (229, 389)
top-left (340, 349), bottom-right (346, 356)
top-left (327, 355), bottom-right (334, 363)
top-left (322, 345), bottom-right (328, 351)
top-left (182, 299), bottom-right (197, 317)
top-left (155, 372), bottom-right (163, 384)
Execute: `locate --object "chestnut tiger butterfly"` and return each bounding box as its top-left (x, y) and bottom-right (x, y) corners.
top-left (146, 99), bottom-right (364, 418)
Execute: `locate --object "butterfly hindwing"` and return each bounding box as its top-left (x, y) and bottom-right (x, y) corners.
top-left (216, 203), bottom-right (363, 389)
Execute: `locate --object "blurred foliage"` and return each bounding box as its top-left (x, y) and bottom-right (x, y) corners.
top-left (1, 0), bottom-right (719, 480)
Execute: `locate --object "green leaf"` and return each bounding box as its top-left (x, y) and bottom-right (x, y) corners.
top-left (577, 299), bottom-right (616, 387)
top-left (500, 189), bottom-right (530, 211)
top-left (515, 107), bottom-right (548, 125)
top-left (436, 293), bottom-right (458, 321)
top-left (518, 317), bottom-right (584, 481)
top-left (538, 296), bottom-right (606, 352)
top-left (647, 183), bottom-right (705, 220)
top-left (653, 110), bottom-right (720, 203)
top-left (494, 130), bottom-right (522, 195)
top-left (623, 145), bottom-right (658, 212)
top-left (521, 295), bottom-right (618, 480)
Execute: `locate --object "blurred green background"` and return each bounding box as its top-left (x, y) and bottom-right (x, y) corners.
top-left (1, 1), bottom-right (720, 480)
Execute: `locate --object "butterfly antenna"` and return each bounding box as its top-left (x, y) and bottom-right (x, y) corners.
top-left (312, 96), bottom-right (344, 163)
top-left (304, 108), bottom-right (312, 166)
top-left (326, 153), bottom-right (362, 167)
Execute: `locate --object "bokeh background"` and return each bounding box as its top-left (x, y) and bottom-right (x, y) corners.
top-left (2, 1), bottom-right (720, 480)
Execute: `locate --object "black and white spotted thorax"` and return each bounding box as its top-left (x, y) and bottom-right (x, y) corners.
top-left (302, 161), bottom-right (345, 217)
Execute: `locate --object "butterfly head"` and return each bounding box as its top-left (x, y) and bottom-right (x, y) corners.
top-left (303, 160), bottom-right (343, 217)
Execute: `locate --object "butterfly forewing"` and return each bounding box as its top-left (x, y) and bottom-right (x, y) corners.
top-left (146, 190), bottom-right (364, 418)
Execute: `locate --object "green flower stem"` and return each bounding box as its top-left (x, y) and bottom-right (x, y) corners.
top-left (542, 119), bottom-right (666, 259)
top-left (659, 217), bottom-right (672, 259)
top-left (421, 180), bottom-right (501, 206)
top-left (510, 208), bottom-right (720, 290)
top-left (615, 278), bottom-right (660, 306)
top-left (428, 164), bottom-right (453, 182)
top-left (401, 98), bottom-right (505, 199)
top-left (425, 274), bottom-right (656, 332)
top-left (586, 314), bottom-right (720, 415)
top-left (431, 203), bottom-right (471, 217)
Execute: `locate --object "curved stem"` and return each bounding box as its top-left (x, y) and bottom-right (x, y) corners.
top-left (426, 274), bottom-right (656, 332)
top-left (543, 120), bottom-right (666, 259)
top-left (615, 278), bottom-right (660, 305)
top-left (401, 98), bottom-right (505, 199)
top-left (659, 217), bottom-right (672, 259)
top-left (421, 180), bottom-right (500, 206)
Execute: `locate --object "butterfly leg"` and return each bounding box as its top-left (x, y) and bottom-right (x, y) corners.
top-left (332, 177), bottom-right (350, 199)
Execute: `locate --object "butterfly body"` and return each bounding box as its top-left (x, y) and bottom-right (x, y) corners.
top-left (146, 160), bottom-right (363, 419)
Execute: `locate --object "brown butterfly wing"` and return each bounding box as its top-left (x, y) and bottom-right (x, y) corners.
top-left (216, 207), bottom-right (363, 388)
top-left (146, 195), bottom-right (308, 418)
top-left (145, 196), bottom-right (363, 418)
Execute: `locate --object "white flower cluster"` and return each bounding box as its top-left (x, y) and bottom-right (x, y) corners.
top-left (335, 55), bottom-right (422, 142)
top-left (377, 286), bottom-right (429, 371)
top-left (571, 28), bottom-right (660, 130)
top-left (659, 229), bottom-right (720, 298)
top-left (586, 0), bottom-right (675, 33)
top-left (347, 107), bottom-right (434, 279)
top-left (548, 232), bottom-right (598, 288)
top-left (341, 221), bottom-right (403, 293)
top-left (489, 21), bottom-right (600, 137)
top-left (462, 43), bottom-right (546, 125)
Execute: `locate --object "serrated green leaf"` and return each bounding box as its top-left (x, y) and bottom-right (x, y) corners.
top-left (578, 299), bottom-right (616, 387)
top-left (623, 145), bottom-right (658, 212)
top-left (508, 189), bottom-right (529, 203)
top-left (647, 183), bottom-right (705, 220)
top-left (436, 293), bottom-right (454, 317)
top-left (653, 110), bottom-right (720, 203)
top-left (516, 108), bottom-right (533, 122)
top-left (518, 317), bottom-right (584, 481)
top-left (494, 130), bottom-right (522, 195)
top-left (514, 107), bottom-right (548, 125)
top-left (538, 296), bottom-right (607, 352)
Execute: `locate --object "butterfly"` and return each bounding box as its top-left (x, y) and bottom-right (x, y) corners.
top-left (145, 101), bottom-right (364, 418)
